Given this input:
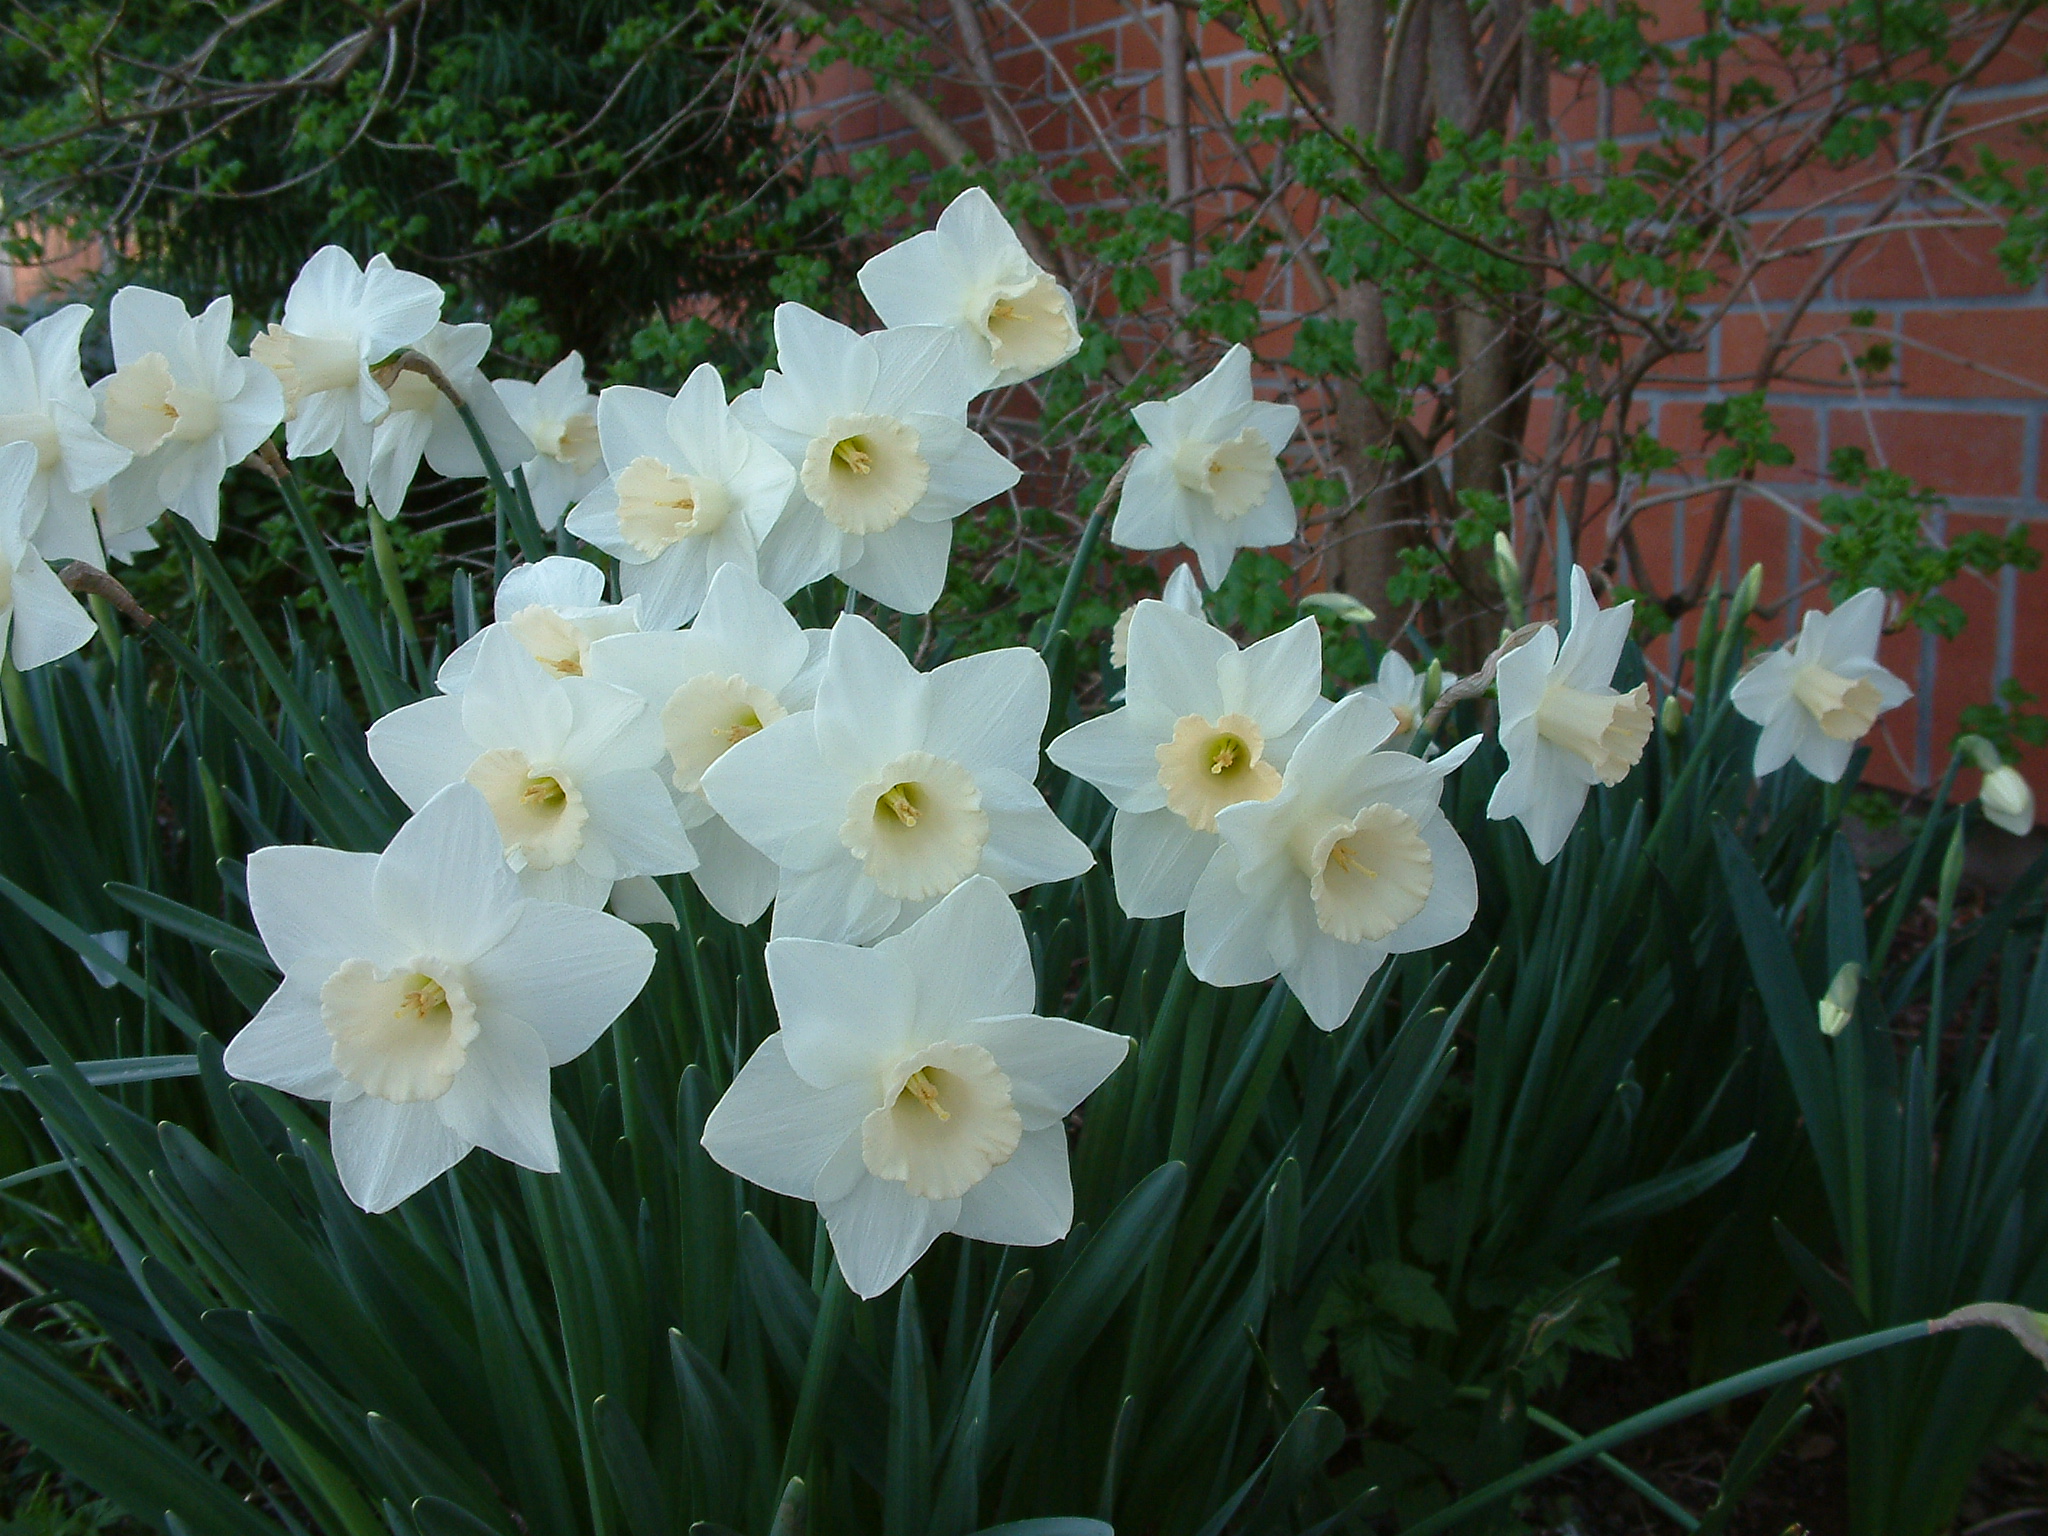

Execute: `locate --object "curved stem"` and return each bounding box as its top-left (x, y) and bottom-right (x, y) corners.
top-left (366, 511), bottom-right (427, 688)
top-left (1040, 453), bottom-right (1136, 658)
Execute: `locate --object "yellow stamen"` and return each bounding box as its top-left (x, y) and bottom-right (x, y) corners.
top-left (904, 1068), bottom-right (950, 1121)
top-left (834, 438), bottom-right (873, 475)
top-left (881, 785), bottom-right (920, 826)
top-left (395, 978), bottom-right (447, 1020)
top-left (716, 714), bottom-right (763, 745)
top-left (1328, 843), bottom-right (1378, 878)
top-left (1209, 736), bottom-right (1242, 774)
top-left (522, 776), bottom-right (566, 809)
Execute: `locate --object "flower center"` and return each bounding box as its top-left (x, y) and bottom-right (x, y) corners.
top-left (101, 352), bottom-right (221, 455)
top-left (1155, 711), bottom-right (1282, 832)
top-left (319, 956), bottom-right (478, 1103)
top-left (1170, 427), bottom-right (1275, 522)
top-left (661, 671), bottom-right (789, 792)
top-left (976, 271), bottom-right (1073, 374)
top-left (614, 455), bottom-right (730, 556)
top-left (249, 325), bottom-right (362, 415)
top-left (533, 411), bottom-right (601, 473)
top-left (1535, 681), bottom-right (1653, 785)
top-left (861, 1040), bottom-right (1023, 1200)
top-left (1301, 803), bottom-right (1435, 944)
top-left (503, 604), bottom-right (592, 677)
top-left (463, 747), bottom-right (590, 870)
top-left (840, 750), bottom-right (990, 901)
top-left (0, 413), bottom-right (62, 471)
top-left (801, 412), bottom-right (929, 535)
top-left (1790, 663), bottom-right (1884, 742)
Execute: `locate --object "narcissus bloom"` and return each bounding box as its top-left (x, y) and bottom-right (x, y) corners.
top-left (1354, 650), bottom-right (1456, 747)
top-left (223, 784), bottom-right (654, 1212)
top-left (438, 555), bottom-right (641, 693)
top-left (1486, 567), bottom-right (1654, 863)
top-left (857, 187), bottom-right (1081, 391)
top-left (1980, 765), bottom-right (2036, 837)
top-left (367, 626), bottom-right (696, 908)
top-left (586, 563), bottom-right (825, 924)
top-left (249, 247), bottom-right (443, 502)
top-left (0, 305), bottom-right (131, 563)
top-left (364, 322), bottom-right (533, 518)
top-left (1730, 588), bottom-right (1911, 783)
top-left (94, 286), bottom-right (283, 541)
top-left (701, 613), bottom-right (1091, 942)
top-left (1110, 345), bottom-right (1300, 588)
top-left (1186, 695), bottom-right (1478, 1030)
top-left (495, 352), bottom-right (605, 531)
top-left (701, 876), bottom-right (1128, 1298)
top-left (566, 364), bottom-right (795, 629)
top-left (0, 441), bottom-right (96, 723)
top-left (733, 304), bottom-right (1021, 614)
top-left (1049, 601), bottom-right (1325, 919)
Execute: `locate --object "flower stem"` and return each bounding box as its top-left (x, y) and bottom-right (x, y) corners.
top-left (1039, 452), bottom-right (1136, 658)
top-left (1398, 1319), bottom-right (1938, 1535)
top-left (777, 1256), bottom-right (851, 1510)
top-left (392, 351), bottom-right (547, 563)
top-left (366, 510), bottom-right (428, 689)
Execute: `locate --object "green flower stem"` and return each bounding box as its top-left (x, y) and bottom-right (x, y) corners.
top-left (365, 510), bottom-right (428, 689)
top-left (269, 468), bottom-right (407, 716)
top-left (169, 521), bottom-right (333, 756)
top-left (1400, 1320), bottom-right (1936, 1535)
top-left (0, 655), bottom-right (44, 766)
top-left (1039, 453), bottom-right (1135, 659)
top-left (1452, 1387), bottom-right (1699, 1529)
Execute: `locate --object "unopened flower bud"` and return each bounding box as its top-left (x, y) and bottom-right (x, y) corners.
top-left (1493, 531), bottom-right (1525, 628)
top-left (1818, 961), bottom-right (1862, 1037)
top-left (1660, 695), bottom-right (1684, 737)
top-left (1981, 764), bottom-right (2036, 837)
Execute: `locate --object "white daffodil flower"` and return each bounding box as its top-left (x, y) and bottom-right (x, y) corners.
top-left (1486, 566), bottom-right (1654, 863)
top-left (1186, 695), bottom-right (1480, 1031)
top-left (586, 563), bottom-right (827, 925)
top-left (700, 613), bottom-right (1092, 943)
top-left (367, 626), bottom-right (697, 908)
top-left (0, 441), bottom-right (96, 731)
top-left (222, 783), bottom-right (655, 1213)
top-left (1980, 764), bottom-right (2036, 836)
top-left (1729, 588), bottom-right (1911, 784)
top-left (566, 364), bottom-right (796, 629)
top-left (857, 186), bottom-right (1082, 392)
top-left (1049, 601), bottom-right (1326, 920)
top-left (701, 875), bottom-right (1128, 1298)
top-left (1354, 650), bottom-right (1457, 747)
top-left (1110, 561), bottom-right (1201, 671)
top-left (249, 247), bottom-right (444, 502)
top-left (0, 305), bottom-right (132, 564)
top-left (364, 322), bottom-right (533, 519)
top-left (732, 304), bottom-right (1021, 615)
top-left (438, 555), bottom-right (641, 693)
top-left (92, 286), bottom-right (283, 542)
top-left (1110, 345), bottom-right (1301, 589)
top-left (495, 352), bottom-right (604, 530)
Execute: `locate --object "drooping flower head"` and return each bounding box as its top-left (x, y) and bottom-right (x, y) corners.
top-left (495, 352), bottom-right (605, 531)
top-left (586, 563), bottom-right (827, 924)
top-left (1729, 588), bottom-right (1911, 783)
top-left (1485, 566), bottom-right (1653, 863)
top-left (700, 613), bottom-right (1092, 943)
top-left (857, 187), bottom-right (1082, 391)
top-left (1353, 649), bottom-right (1457, 747)
top-left (0, 305), bottom-right (132, 563)
top-left (0, 441), bottom-right (97, 731)
top-left (367, 627), bottom-right (697, 909)
top-left (248, 247), bottom-right (444, 501)
top-left (1110, 345), bottom-right (1301, 588)
top-left (1186, 695), bottom-right (1480, 1031)
top-left (701, 876), bottom-right (1128, 1297)
top-left (364, 321), bottom-right (533, 518)
top-left (1981, 763), bottom-right (2036, 837)
top-left (222, 784), bottom-right (655, 1212)
top-left (733, 305), bottom-right (1021, 615)
top-left (94, 286), bottom-right (284, 541)
top-left (1050, 601), bottom-right (1325, 920)
top-left (566, 363), bottom-right (797, 628)
top-left (437, 555), bottom-right (642, 693)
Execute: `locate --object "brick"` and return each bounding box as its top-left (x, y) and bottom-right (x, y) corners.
top-left (1901, 310), bottom-right (2048, 398)
top-left (1718, 310), bottom-right (1891, 389)
top-left (1829, 409), bottom-right (2025, 498)
top-left (1656, 400), bottom-right (1818, 482)
top-left (1838, 223), bottom-right (2026, 303)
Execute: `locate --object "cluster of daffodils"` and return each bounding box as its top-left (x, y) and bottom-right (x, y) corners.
top-left (0, 184), bottom-right (2003, 1299)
